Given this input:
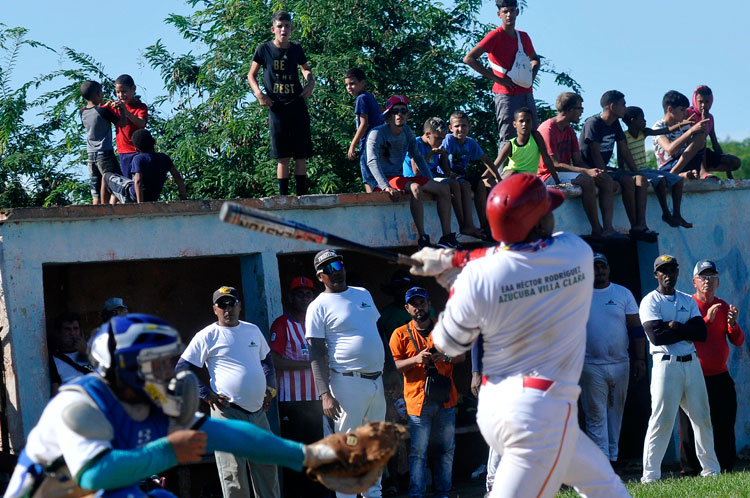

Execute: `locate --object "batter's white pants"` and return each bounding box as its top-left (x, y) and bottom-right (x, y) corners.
top-left (579, 361), bottom-right (629, 461)
top-left (329, 372), bottom-right (387, 498)
top-left (641, 353), bottom-right (720, 482)
top-left (477, 375), bottom-right (630, 498)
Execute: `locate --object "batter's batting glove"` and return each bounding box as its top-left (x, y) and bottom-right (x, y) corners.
top-left (409, 248), bottom-right (456, 276)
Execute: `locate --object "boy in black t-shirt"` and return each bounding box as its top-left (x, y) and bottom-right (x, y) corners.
top-left (248, 10), bottom-right (315, 196)
top-left (103, 129), bottom-right (187, 203)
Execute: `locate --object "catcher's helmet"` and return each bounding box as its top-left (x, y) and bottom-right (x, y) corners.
top-left (486, 173), bottom-right (564, 243)
top-left (89, 314), bottom-right (192, 419)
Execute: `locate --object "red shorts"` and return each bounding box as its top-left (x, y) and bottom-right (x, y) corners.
top-left (387, 175), bottom-right (430, 191)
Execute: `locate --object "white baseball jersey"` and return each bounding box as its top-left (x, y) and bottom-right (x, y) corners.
top-left (639, 289), bottom-right (700, 356)
top-left (182, 320), bottom-right (271, 412)
top-left (434, 232), bottom-right (594, 384)
top-left (305, 286), bottom-right (384, 373)
top-left (585, 283), bottom-right (639, 364)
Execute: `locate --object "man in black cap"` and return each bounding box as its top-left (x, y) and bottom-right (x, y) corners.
top-left (305, 249), bottom-right (387, 498)
top-left (179, 286), bottom-right (280, 498)
top-left (639, 255), bottom-right (719, 483)
top-left (679, 260), bottom-right (744, 474)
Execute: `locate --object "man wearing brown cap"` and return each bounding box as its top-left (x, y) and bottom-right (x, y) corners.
top-left (269, 277), bottom-right (329, 497)
top-left (305, 249), bottom-right (386, 498)
top-left (179, 286), bottom-right (280, 498)
top-left (639, 255), bottom-right (719, 483)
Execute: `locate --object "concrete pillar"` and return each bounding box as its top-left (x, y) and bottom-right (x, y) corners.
top-left (0, 261), bottom-right (49, 449)
top-left (240, 251), bottom-right (282, 336)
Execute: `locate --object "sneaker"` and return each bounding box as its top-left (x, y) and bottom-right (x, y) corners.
top-left (438, 233), bottom-right (464, 250)
top-left (417, 234), bottom-right (431, 249)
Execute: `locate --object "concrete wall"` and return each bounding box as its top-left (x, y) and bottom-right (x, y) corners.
top-left (0, 181), bottom-right (748, 454)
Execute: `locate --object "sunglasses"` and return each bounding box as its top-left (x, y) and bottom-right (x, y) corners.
top-left (696, 274), bottom-right (719, 282)
top-left (215, 299), bottom-right (239, 309)
top-left (389, 107), bottom-right (409, 115)
top-left (320, 260), bottom-right (344, 275)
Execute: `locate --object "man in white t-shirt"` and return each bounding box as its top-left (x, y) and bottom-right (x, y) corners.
top-left (179, 286), bottom-right (280, 498)
top-left (581, 253), bottom-right (645, 465)
top-left (639, 255), bottom-right (719, 483)
top-left (306, 249), bottom-right (386, 498)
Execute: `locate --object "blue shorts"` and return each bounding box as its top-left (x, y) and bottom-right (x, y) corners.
top-left (659, 149), bottom-right (705, 174)
top-left (636, 169), bottom-right (682, 189)
top-left (104, 173), bottom-right (137, 203)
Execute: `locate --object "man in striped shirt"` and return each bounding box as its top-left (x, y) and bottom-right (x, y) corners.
top-left (269, 276), bottom-right (329, 497)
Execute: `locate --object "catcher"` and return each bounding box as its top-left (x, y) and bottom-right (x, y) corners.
top-left (4, 314), bottom-right (404, 498)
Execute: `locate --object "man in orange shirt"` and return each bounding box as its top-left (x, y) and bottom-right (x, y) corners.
top-left (389, 287), bottom-right (464, 498)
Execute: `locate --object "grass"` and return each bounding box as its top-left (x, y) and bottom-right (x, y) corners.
top-left (556, 471), bottom-right (750, 497)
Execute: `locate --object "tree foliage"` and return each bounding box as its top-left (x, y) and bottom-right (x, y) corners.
top-left (1, 1), bottom-right (584, 207)
top-left (144, 0), bottom-right (582, 198)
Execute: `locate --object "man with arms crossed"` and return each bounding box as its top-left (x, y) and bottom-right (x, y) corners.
top-left (410, 173), bottom-right (629, 497)
top-left (639, 255), bottom-right (719, 482)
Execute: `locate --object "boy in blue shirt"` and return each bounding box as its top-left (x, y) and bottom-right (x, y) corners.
top-left (104, 129), bottom-right (187, 203)
top-left (442, 111), bottom-right (500, 239)
top-left (345, 68), bottom-right (383, 192)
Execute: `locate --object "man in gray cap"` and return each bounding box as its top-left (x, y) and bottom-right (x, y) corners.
top-left (580, 253), bottom-right (645, 467)
top-left (679, 260), bottom-right (744, 474)
top-left (639, 255), bottom-right (719, 483)
top-left (305, 249), bottom-right (386, 498)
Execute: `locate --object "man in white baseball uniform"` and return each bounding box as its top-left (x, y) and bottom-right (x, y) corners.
top-left (410, 173), bottom-right (629, 498)
top-left (306, 249), bottom-right (387, 498)
top-left (179, 286), bottom-right (281, 498)
top-left (580, 252), bottom-right (646, 465)
top-left (639, 255), bottom-right (719, 483)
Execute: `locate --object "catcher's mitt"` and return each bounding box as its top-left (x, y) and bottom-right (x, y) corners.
top-left (305, 421), bottom-right (408, 494)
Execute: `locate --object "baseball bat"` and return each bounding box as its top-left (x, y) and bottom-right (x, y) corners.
top-left (219, 201), bottom-right (421, 267)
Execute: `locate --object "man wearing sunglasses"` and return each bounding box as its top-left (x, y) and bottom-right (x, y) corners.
top-left (179, 286), bottom-right (280, 498)
top-left (678, 260), bottom-right (744, 476)
top-left (306, 249), bottom-right (387, 498)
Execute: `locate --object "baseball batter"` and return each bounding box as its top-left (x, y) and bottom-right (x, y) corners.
top-left (410, 173), bottom-right (629, 498)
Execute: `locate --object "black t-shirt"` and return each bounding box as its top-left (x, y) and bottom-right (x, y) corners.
top-left (579, 114), bottom-right (625, 167)
top-left (129, 152), bottom-right (174, 202)
top-left (252, 41), bottom-right (307, 104)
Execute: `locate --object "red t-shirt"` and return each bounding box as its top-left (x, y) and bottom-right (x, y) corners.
top-left (478, 27), bottom-right (535, 95)
top-left (269, 313), bottom-right (318, 402)
top-left (111, 101), bottom-right (148, 154)
top-left (537, 118), bottom-right (579, 180)
top-left (692, 295), bottom-right (744, 376)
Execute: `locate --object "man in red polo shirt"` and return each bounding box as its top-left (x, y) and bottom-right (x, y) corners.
top-left (270, 276), bottom-right (329, 497)
top-left (679, 260), bottom-right (744, 475)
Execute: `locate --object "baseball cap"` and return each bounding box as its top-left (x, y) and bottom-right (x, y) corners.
top-left (653, 254), bottom-right (678, 272)
top-left (593, 253), bottom-right (608, 265)
top-left (314, 249), bottom-right (343, 272)
top-left (382, 95), bottom-right (409, 116)
top-left (404, 287), bottom-right (429, 303)
top-left (289, 276), bottom-right (315, 292)
top-left (103, 297), bottom-right (127, 312)
top-left (693, 259), bottom-right (718, 276)
top-left (213, 286), bottom-right (240, 304)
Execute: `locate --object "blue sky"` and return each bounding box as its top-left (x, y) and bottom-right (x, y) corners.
top-left (5, 0), bottom-right (749, 140)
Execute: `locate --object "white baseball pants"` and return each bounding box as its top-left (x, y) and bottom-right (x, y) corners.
top-left (579, 361), bottom-right (629, 461)
top-left (477, 375), bottom-right (630, 498)
top-left (641, 353), bottom-right (720, 482)
top-left (329, 372), bottom-right (387, 498)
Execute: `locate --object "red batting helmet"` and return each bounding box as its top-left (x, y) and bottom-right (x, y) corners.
top-left (486, 173), bottom-right (564, 243)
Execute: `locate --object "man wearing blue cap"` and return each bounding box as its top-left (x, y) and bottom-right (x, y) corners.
top-left (679, 260), bottom-right (744, 474)
top-left (389, 287), bottom-right (464, 498)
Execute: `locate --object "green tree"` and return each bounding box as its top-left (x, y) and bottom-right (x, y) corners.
top-left (145, 0), bottom-right (581, 198)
